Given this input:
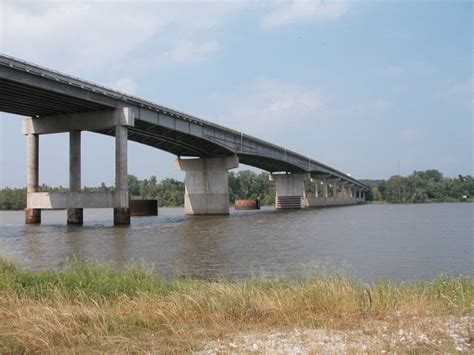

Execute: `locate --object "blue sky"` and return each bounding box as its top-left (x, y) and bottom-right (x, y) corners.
top-left (0, 0), bottom-right (472, 188)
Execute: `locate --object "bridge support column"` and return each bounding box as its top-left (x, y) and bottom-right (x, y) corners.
top-left (176, 156), bottom-right (238, 215)
top-left (25, 133), bottom-right (41, 224)
top-left (67, 130), bottom-right (83, 224)
top-left (113, 125), bottom-right (130, 225)
top-left (270, 173), bottom-right (307, 209)
top-left (323, 178), bottom-right (328, 198)
top-left (341, 183), bottom-right (347, 198)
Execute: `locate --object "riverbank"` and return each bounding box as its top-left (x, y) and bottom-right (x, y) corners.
top-left (0, 258), bottom-right (472, 353)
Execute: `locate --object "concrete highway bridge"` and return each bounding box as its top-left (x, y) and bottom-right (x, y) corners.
top-left (0, 54), bottom-right (369, 225)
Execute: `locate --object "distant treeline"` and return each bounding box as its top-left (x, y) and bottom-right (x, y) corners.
top-left (0, 171), bottom-right (275, 210)
top-left (363, 170), bottom-right (473, 203)
top-left (0, 169), bottom-right (472, 210)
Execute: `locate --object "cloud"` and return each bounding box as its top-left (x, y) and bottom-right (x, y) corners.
top-left (261, 0), bottom-right (351, 29)
top-left (383, 65), bottom-right (404, 77)
top-left (205, 77), bottom-right (394, 142)
top-left (1, 1), bottom-right (245, 73)
top-left (436, 79), bottom-right (473, 108)
top-left (165, 40), bottom-right (220, 63)
top-left (108, 77), bottom-right (138, 95)
top-left (330, 99), bottom-right (392, 118)
top-left (206, 79), bottom-right (327, 138)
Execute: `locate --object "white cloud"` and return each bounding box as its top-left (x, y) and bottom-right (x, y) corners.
top-left (330, 99), bottom-right (392, 118)
top-left (1, 1), bottom-right (245, 73)
top-left (205, 77), bottom-right (394, 141)
top-left (436, 79), bottom-right (473, 108)
top-left (108, 77), bottom-right (138, 95)
top-left (165, 40), bottom-right (220, 63)
top-left (206, 79), bottom-right (327, 138)
top-left (439, 80), bottom-right (472, 98)
top-left (261, 0), bottom-right (351, 29)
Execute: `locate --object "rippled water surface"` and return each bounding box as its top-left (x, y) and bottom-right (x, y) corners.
top-left (0, 203), bottom-right (472, 281)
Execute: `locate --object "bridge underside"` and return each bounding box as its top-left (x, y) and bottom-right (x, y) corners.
top-left (238, 154), bottom-right (306, 173)
top-left (96, 120), bottom-right (233, 158)
top-left (0, 79), bottom-right (114, 117)
top-left (0, 80), bottom-right (303, 173)
top-left (0, 83), bottom-right (311, 173)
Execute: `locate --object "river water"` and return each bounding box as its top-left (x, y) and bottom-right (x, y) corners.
top-left (0, 203), bottom-right (472, 282)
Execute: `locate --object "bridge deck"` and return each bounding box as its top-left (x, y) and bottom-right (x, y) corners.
top-left (0, 54), bottom-right (369, 190)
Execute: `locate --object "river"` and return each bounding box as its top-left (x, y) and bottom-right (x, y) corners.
top-left (0, 203), bottom-right (472, 282)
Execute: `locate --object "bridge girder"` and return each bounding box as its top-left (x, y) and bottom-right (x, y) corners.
top-left (0, 54), bottom-right (370, 190)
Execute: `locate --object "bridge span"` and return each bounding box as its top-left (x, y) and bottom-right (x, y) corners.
top-left (0, 54), bottom-right (369, 225)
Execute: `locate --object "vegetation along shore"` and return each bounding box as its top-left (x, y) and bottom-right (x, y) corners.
top-left (0, 257), bottom-right (472, 353)
top-left (0, 169), bottom-right (472, 210)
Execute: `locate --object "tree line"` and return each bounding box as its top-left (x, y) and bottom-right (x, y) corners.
top-left (363, 170), bottom-right (473, 203)
top-left (0, 169), bottom-right (472, 210)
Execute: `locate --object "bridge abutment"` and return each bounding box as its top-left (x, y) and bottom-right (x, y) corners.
top-left (270, 173), bottom-right (307, 209)
top-left (176, 156), bottom-right (238, 215)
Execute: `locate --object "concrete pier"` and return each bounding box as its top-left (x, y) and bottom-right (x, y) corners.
top-left (305, 178), bottom-right (366, 207)
top-left (25, 133), bottom-right (41, 224)
top-left (22, 109), bottom-right (135, 226)
top-left (314, 179), bottom-right (326, 198)
top-left (114, 125), bottom-right (130, 225)
top-left (67, 130), bottom-right (83, 224)
top-left (332, 180), bottom-right (337, 197)
top-left (270, 173), bottom-right (307, 209)
top-left (176, 156), bottom-right (239, 215)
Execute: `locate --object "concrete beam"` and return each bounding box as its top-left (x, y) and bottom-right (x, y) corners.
top-left (27, 191), bottom-right (128, 209)
top-left (310, 173), bottom-right (332, 179)
top-left (177, 156), bottom-right (238, 215)
top-left (22, 107), bottom-right (135, 135)
top-left (306, 197), bottom-right (359, 207)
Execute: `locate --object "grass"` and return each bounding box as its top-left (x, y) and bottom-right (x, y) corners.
top-left (0, 256), bottom-right (472, 353)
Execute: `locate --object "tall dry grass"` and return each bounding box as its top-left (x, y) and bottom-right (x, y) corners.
top-left (0, 257), bottom-right (472, 353)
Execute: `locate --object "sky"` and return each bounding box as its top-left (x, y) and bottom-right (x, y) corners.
top-left (0, 0), bottom-right (472, 188)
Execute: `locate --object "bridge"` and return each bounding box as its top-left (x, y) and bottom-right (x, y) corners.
top-left (0, 54), bottom-right (369, 225)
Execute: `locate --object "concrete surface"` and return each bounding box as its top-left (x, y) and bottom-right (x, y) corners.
top-left (177, 156), bottom-right (239, 215)
top-left (270, 173), bottom-right (307, 209)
